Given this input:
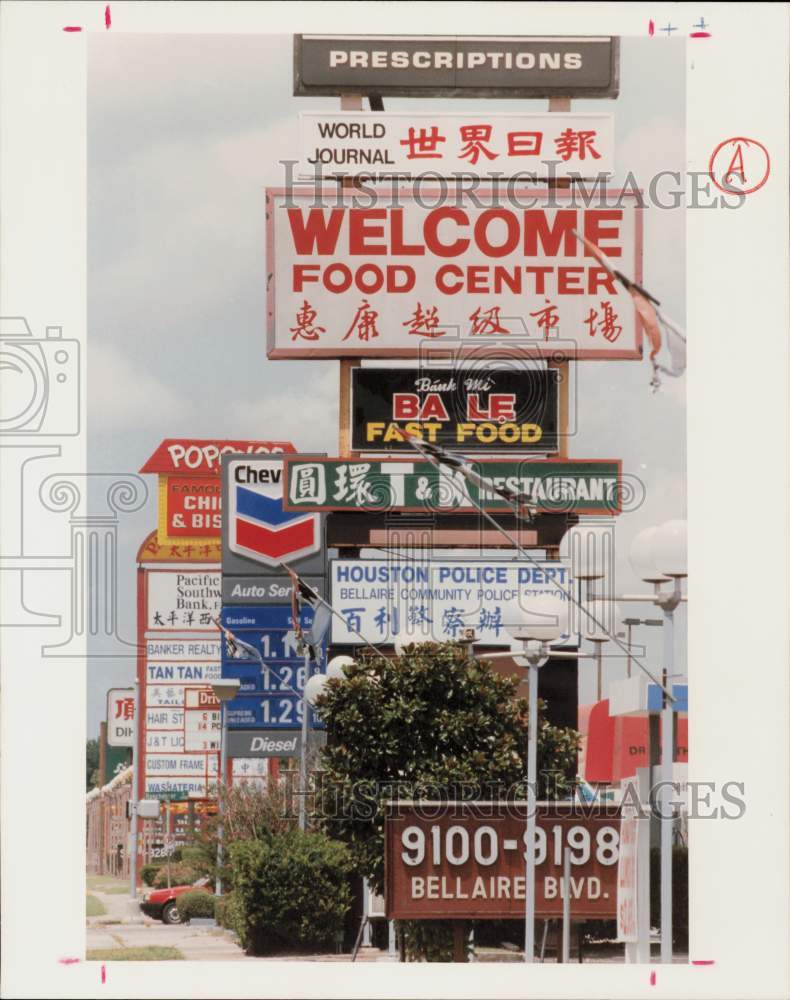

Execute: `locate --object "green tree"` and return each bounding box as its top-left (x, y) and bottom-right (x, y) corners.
top-left (86, 738), bottom-right (100, 791)
top-left (313, 641), bottom-right (579, 957)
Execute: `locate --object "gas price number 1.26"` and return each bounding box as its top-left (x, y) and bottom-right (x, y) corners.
top-left (400, 824), bottom-right (620, 868)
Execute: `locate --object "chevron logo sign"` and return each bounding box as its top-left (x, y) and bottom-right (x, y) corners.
top-left (228, 459), bottom-right (320, 567)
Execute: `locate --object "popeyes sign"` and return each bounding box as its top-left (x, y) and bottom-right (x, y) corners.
top-left (140, 439), bottom-right (296, 545)
top-left (266, 188), bottom-right (643, 360)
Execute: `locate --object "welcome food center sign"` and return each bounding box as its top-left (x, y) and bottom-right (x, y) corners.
top-left (266, 189), bottom-right (643, 360)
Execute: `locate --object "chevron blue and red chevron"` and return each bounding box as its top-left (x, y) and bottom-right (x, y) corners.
top-left (228, 459), bottom-right (320, 567)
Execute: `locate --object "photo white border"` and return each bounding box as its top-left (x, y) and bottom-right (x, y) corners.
top-left (1, 3), bottom-right (787, 998)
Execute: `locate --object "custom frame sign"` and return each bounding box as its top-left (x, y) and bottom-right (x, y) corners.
top-left (297, 112), bottom-right (615, 179)
top-left (293, 36), bottom-right (619, 98)
top-left (350, 366), bottom-right (559, 453)
top-left (283, 457), bottom-right (622, 515)
top-left (385, 801), bottom-right (621, 919)
top-left (266, 188), bottom-right (643, 360)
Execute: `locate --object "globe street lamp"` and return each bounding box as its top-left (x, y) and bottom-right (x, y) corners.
top-left (505, 593), bottom-right (569, 964)
top-left (210, 677), bottom-right (241, 897)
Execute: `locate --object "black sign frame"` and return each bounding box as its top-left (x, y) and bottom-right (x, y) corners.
top-left (350, 366), bottom-right (560, 454)
top-left (294, 35), bottom-right (619, 99)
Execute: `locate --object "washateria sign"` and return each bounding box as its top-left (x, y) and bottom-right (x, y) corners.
top-left (330, 558), bottom-right (574, 646)
top-left (385, 802), bottom-right (620, 920)
top-left (350, 367), bottom-right (559, 452)
top-left (298, 112), bottom-right (614, 178)
top-left (293, 36), bottom-right (619, 98)
top-left (266, 189), bottom-right (642, 359)
top-left (284, 458), bottom-right (622, 515)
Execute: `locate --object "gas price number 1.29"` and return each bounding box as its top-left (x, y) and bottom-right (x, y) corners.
top-left (400, 823), bottom-right (620, 868)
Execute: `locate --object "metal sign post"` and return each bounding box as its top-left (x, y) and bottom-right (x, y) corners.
top-left (298, 649), bottom-right (311, 832)
top-left (128, 677), bottom-right (140, 898)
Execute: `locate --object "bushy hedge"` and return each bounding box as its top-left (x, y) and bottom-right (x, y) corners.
top-left (175, 890), bottom-right (216, 922)
top-left (140, 863), bottom-right (162, 887)
top-left (152, 863), bottom-right (198, 889)
top-left (214, 891), bottom-right (244, 936)
top-left (229, 830), bottom-right (352, 955)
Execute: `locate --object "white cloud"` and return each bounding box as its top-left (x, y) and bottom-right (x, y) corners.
top-left (228, 364), bottom-right (339, 453)
top-left (88, 341), bottom-right (193, 430)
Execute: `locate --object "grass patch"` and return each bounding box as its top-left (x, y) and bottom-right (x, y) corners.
top-left (97, 885), bottom-right (131, 895)
top-left (87, 947), bottom-right (184, 961)
top-left (86, 895), bottom-right (107, 917)
top-left (87, 874), bottom-right (128, 892)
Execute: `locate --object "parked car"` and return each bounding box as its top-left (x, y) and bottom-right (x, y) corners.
top-left (140, 875), bottom-right (213, 924)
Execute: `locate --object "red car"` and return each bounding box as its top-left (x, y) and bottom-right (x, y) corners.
top-left (140, 876), bottom-right (213, 924)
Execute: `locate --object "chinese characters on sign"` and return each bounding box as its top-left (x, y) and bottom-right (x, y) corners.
top-left (266, 190), bottom-right (642, 359)
top-left (298, 113), bottom-right (614, 178)
top-left (284, 458), bottom-right (623, 515)
top-left (145, 571), bottom-right (222, 631)
top-left (107, 688), bottom-right (135, 748)
top-left (330, 558), bottom-right (575, 647)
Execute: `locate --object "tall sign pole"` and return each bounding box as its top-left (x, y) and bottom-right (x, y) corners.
top-left (660, 597), bottom-right (676, 962)
top-left (128, 676), bottom-right (140, 898)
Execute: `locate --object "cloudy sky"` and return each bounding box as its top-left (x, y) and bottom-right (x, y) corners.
top-left (87, 33), bottom-right (686, 736)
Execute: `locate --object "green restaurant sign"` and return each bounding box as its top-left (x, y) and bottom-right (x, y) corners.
top-left (284, 458), bottom-right (622, 515)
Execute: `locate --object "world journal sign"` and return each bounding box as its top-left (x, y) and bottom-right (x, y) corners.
top-left (298, 112), bottom-right (614, 179)
top-left (330, 558), bottom-right (575, 647)
top-left (265, 189), bottom-right (643, 360)
top-left (293, 36), bottom-right (619, 99)
top-left (385, 801), bottom-right (621, 920)
top-left (350, 367), bottom-right (559, 453)
top-left (283, 458), bottom-right (623, 516)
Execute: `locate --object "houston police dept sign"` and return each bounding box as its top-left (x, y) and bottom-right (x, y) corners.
top-left (294, 36), bottom-right (619, 98)
top-left (331, 558), bottom-right (574, 647)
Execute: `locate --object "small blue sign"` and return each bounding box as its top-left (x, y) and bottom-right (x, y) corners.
top-left (647, 684), bottom-right (688, 714)
top-left (221, 605), bottom-right (315, 630)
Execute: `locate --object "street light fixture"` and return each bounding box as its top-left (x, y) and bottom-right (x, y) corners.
top-left (505, 593), bottom-right (569, 965)
top-left (210, 677), bottom-right (241, 897)
top-left (560, 519), bottom-right (686, 964)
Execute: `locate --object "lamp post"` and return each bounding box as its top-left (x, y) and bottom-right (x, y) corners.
top-left (210, 678), bottom-right (241, 897)
top-left (504, 593), bottom-right (569, 964)
top-left (560, 518), bottom-right (687, 965)
top-left (631, 519), bottom-right (687, 965)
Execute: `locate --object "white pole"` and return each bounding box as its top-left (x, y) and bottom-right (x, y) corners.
top-left (636, 766), bottom-right (652, 963)
top-left (660, 599), bottom-right (675, 963)
top-left (524, 659), bottom-right (539, 963)
top-left (129, 677), bottom-right (140, 898)
top-left (561, 847), bottom-right (571, 962)
top-left (299, 649), bottom-right (311, 832)
top-left (216, 700), bottom-right (227, 896)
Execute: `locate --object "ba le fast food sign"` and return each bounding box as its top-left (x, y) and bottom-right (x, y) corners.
top-left (294, 36), bottom-right (619, 99)
top-left (351, 367), bottom-right (559, 453)
top-left (385, 802), bottom-right (620, 920)
top-left (298, 112), bottom-right (614, 180)
top-left (266, 189), bottom-right (643, 360)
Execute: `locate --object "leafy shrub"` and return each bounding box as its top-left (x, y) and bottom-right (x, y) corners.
top-left (175, 890), bottom-right (216, 922)
top-left (214, 890), bottom-right (244, 935)
top-left (140, 863), bottom-right (162, 887)
top-left (398, 920), bottom-right (472, 962)
top-left (152, 862), bottom-right (198, 889)
top-left (230, 830), bottom-right (352, 955)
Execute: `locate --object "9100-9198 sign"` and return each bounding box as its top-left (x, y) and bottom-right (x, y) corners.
top-left (385, 802), bottom-right (620, 920)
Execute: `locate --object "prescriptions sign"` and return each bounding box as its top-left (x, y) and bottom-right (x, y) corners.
top-left (266, 189), bottom-right (642, 359)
